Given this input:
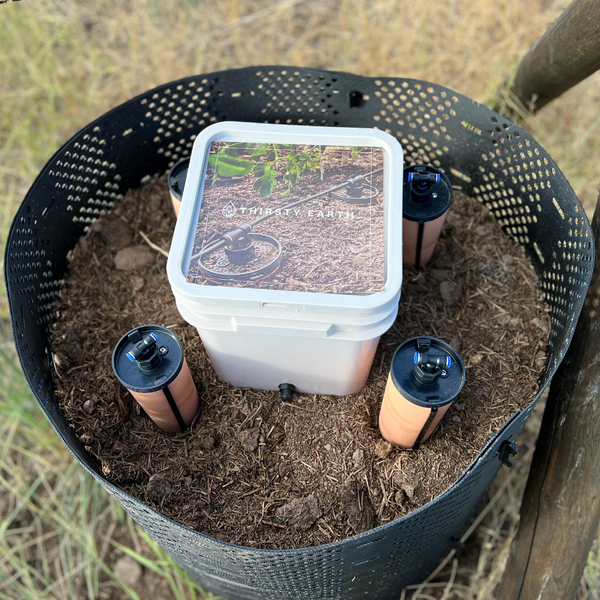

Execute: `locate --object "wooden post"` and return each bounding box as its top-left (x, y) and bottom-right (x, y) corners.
top-left (508, 0), bottom-right (600, 113)
top-left (497, 196), bottom-right (600, 599)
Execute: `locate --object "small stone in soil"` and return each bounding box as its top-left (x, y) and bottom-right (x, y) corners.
top-left (114, 245), bottom-right (154, 271)
top-left (352, 448), bottom-right (364, 467)
top-left (498, 313), bottom-right (512, 326)
top-left (440, 281), bottom-right (462, 307)
top-left (82, 398), bottom-right (96, 415)
top-left (53, 352), bottom-right (70, 369)
top-left (113, 555), bottom-right (142, 588)
top-left (470, 354), bottom-right (483, 366)
top-left (375, 439), bottom-right (393, 459)
top-left (147, 474), bottom-right (172, 503)
top-left (239, 427), bottom-right (260, 452)
top-left (535, 351), bottom-right (546, 369)
top-left (531, 317), bottom-right (549, 333)
top-left (275, 496), bottom-right (322, 531)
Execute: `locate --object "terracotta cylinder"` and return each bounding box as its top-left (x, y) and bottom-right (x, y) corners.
top-left (403, 165), bottom-right (453, 267)
top-left (168, 157), bottom-right (190, 217)
top-left (402, 212), bottom-right (448, 267)
top-left (112, 324), bottom-right (199, 432)
top-left (379, 337), bottom-right (465, 449)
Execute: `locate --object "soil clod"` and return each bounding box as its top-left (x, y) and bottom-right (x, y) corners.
top-left (341, 483), bottom-right (376, 534)
top-left (100, 218), bottom-right (133, 250)
top-left (239, 427), bottom-right (261, 452)
top-left (393, 463), bottom-right (418, 501)
top-left (114, 245), bottom-right (154, 271)
top-left (375, 440), bottom-right (394, 459)
top-left (352, 448), bottom-right (365, 468)
top-left (275, 496), bottom-right (322, 531)
top-left (440, 280), bottom-right (463, 306)
top-left (430, 269), bottom-right (450, 282)
top-left (147, 474), bottom-right (172, 504)
top-left (131, 276), bottom-right (145, 294)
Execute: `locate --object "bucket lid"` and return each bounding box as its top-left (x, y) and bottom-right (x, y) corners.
top-left (168, 157), bottom-right (190, 201)
top-left (403, 165), bottom-right (453, 222)
top-left (390, 336), bottom-right (465, 408)
top-left (167, 122), bottom-right (404, 315)
top-left (112, 325), bottom-right (184, 393)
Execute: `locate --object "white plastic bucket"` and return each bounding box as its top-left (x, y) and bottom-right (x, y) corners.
top-left (167, 122), bottom-right (403, 395)
top-left (176, 297), bottom-right (398, 394)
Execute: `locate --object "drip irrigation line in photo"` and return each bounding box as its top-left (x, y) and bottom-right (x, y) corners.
top-left (191, 167), bottom-right (383, 283)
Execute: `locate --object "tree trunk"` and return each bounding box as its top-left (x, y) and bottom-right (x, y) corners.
top-left (497, 195), bottom-right (600, 599)
top-left (509, 0), bottom-right (600, 113)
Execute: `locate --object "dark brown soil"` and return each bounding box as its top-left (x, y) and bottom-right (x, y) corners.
top-left (50, 173), bottom-right (550, 550)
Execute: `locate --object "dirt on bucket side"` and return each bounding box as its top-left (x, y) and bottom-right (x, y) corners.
top-left (50, 174), bottom-right (550, 550)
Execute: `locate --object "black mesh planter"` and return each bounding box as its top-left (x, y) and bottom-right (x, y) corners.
top-left (5, 67), bottom-right (594, 600)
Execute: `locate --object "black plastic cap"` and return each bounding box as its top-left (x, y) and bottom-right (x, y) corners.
top-left (389, 337), bottom-right (465, 408)
top-left (403, 164), bottom-right (453, 222)
top-left (112, 324), bottom-right (184, 393)
top-left (168, 157), bottom-right (190, 201)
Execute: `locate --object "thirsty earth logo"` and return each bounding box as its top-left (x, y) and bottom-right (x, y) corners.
top-left (222, 201), bottom-right (236, 218)
top-left (237, 206), bottom-right (355, 219)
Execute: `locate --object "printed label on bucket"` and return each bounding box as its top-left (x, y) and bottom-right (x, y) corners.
top-left (185, 142), bottom-right (386, 294)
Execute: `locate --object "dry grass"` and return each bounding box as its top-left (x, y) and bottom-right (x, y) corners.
top-left (1, 0), bottom-right (599, 598)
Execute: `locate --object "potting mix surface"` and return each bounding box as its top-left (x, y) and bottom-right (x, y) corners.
top-left (51, 170), bottom-right (550, 550)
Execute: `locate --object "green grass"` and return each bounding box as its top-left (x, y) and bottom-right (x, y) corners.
top-left (1, 0), bottom-right (600, 598)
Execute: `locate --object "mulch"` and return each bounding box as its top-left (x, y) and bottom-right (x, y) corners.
top-left (50, 172), bottom-right (550, 550)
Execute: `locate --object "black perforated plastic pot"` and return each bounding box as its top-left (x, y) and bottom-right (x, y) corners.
top-left (5, 67), bottom-right (595, 600)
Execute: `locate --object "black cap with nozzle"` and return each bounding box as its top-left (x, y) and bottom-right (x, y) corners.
top-left (403, 165), bottom-right (453, 222)
top-left (389, 337), bottom-right (465, 408)
top-left (112, 325), bottom-right (184, 393)
top-left (168, 157), bottom-right (190, 201)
